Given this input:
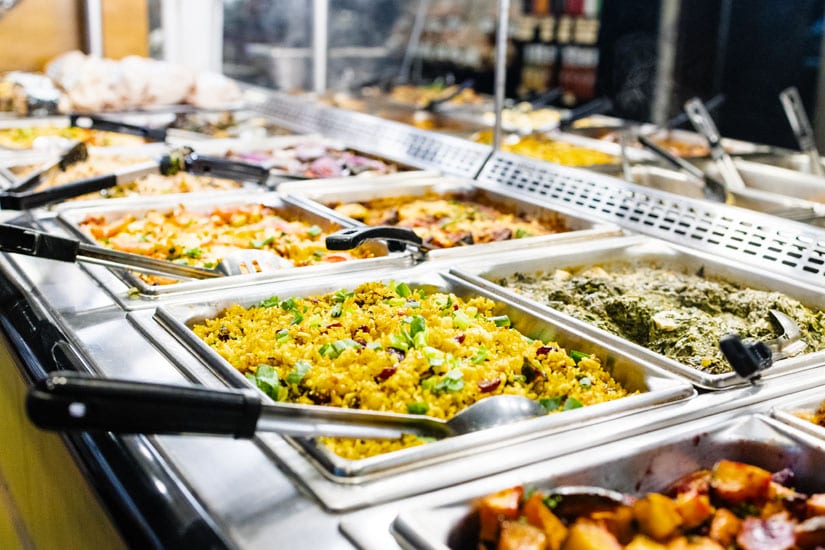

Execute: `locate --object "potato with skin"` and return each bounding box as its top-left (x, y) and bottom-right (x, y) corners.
top-left (710, 460), bottom-right (772, 505)
top-left (478, 486), bottom-right (523, 542)
top-left (561, 522), bottom-right (622, 550)
top-left (498, 520), bottom-right (547, 550)
top-left (668, 470), bottom-right (711, 497)
top-left (522, 493), bottom-right (567, 550)
top-left (708, 508), bottom-right (742, 547)
top-left (633, 493), bottom-right (683, 541)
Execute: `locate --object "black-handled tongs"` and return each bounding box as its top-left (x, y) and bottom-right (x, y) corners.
top-left (0, 149), bottom-right (270, 210)
top-left (326, 226), bottom-right (430, 260)
top-left (69, 113), bottom-right (168, 142)
top-left (0, 223), bottom-right (221, 278)
top-left (26, 371), bottom-right (452, 439)
top-left (12, 141), bottom-right (89, 194)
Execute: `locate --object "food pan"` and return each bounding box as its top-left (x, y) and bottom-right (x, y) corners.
top-left (450, 235), bottom-right (825, 389)
top-left (391, 413), bottom-right (825, 550)
top-left (168, 134), bottom-right (413, 181)
top-left (281, 175), bottom-right (623, 260)
top-left (53, 191), bottom-right (405, 298)
top-left (151, 267), bottom-right (693, 480)
top-left (0, 115), bottom-right (149, 155)
top-left (771, 391), bottom-right (825, 442)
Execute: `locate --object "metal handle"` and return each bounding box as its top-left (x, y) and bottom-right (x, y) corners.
top-left (26, 371), bottom-right (262, 438)
top-left (0, 223), bottom-right (79, 262)
top-left (779, 87), bottom-right (824, 177)
top-left (637, 135), bottom-right (728, 202)
top-left (325, 226), bottom-right (422, 253)
top-left (666, 94), bottom-right (724, 130)
top-left (183, 153), bottom-right (270, 184)
top-left (684, 97), bottom-right (746, 190)
top-left (529, 87), bottom-right (563, 109)
top-left (70, 114), bottom-right (168, 142)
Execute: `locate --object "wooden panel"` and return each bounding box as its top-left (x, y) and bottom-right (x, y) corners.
top-left (0, 0), bottom-right (81, 72)
top-left (102, 0), bottom-right (149, 59)
top-left (0, 333), bottom-right (126, 549)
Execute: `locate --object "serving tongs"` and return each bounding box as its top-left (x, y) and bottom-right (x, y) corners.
top-left (0, 223), bottom-right (224, 278)
top-left (421, 79), bottom-right (475, 112)
top-left (779, 86), bottom-right (825, 177)
top-left (557, 96), bottom-right (614, 131)
top-left (637, 135), bottom-right (728, 202)
top-left (326, 226), bottom-right (432, 261)
top-left (69, 113), bottom-right (168, 142)
top-left (684, 97), bottom-right (747, 191)
top-left (0, 148), bottom-right (270, 210)
top-left (26, 371), bottom-right (548, 440)
top-left (720, 309), bottom-right (806, 382)
top-left (11, 141), bottom-right (89, 193)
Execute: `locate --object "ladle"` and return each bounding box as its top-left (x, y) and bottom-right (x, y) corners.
top-left (26, 371), bottom-right (549, 440)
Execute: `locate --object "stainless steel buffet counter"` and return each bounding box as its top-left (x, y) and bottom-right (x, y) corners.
top-left (3, 90), bottom-right (825, 549)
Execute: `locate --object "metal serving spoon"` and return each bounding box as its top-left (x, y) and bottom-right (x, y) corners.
top-left (26, 371), bottom-right (549, 440)
top-left (720, 309), bottom-right (806, 382)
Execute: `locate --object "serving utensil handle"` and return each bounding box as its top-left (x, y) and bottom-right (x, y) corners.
top-left (26, 371), bottom-right (262, 438)
top-left (779, 87), bottom-right (825, 177)
top-left (325, 226), bottom-right (422, 252)
top-left (0, 223), bottom-right (80, 262)
top-left (69, 114), bottom-right (168, 142)
top-left (684, 97), bottom-right (747, 190)
top-left (183, 153), bottom-right (271, 184)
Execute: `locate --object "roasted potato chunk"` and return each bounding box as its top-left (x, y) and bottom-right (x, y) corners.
top-left (478, 486), bottom-right (523, 542)
top-left (633, 493), bottom-right (683, 541)
top-left (561, 521), bottom-right (622, 550)
top-left (523, 493), bottom-right (567, 550)
top-left (498, 520), bottom-right (547, 550)
top-left (710, 460), bottom-right (771, 504)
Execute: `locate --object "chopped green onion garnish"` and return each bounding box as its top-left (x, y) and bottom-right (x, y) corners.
top-left (276, 328), bottom-right (290, 343)
top-left (306, 225), bottom-right (322, 238)
top-left (539, 396), bottom-right (563, 411)
top-left (488, 315), bottom-right (511, 328)
top-left (286, 360), bottom-right (312, 385)
top-left (395, 282), bottom-right (412, 297)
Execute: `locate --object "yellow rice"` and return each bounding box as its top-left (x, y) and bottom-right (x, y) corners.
top-left (191, 281), bottom-right (630, 459)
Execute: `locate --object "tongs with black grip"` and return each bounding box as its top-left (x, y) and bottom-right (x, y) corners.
top-left (26, 371), bottom-right (452, 439)
top-left (0, 223), bottom-right (221, 279)
top-left (69, 113), bottom-right (168, 142)
top-left (326, 226), bottom-right (429, 260)
top-left (12, 141), bottom-right (89, 194)
top-left (0, 150), bottom-right (270, 210)
top-left (684, 97), bottom-right (747, 191)
top-left (637, 135), bottom-right (728, 203)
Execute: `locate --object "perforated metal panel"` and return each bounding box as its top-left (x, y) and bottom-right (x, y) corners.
top-left (248, 91), bottom-right (492, 178)
top-left (478, 151), bottom-right (825, 288)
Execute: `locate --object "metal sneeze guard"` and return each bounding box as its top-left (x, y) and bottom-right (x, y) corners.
top-left (477, 150), bottom-right (825, 290)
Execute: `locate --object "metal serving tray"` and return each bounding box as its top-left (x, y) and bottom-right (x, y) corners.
top-left (150, 267), bottom-right (693, 481)
top-left (167, 134), bottom-right (420, 182)
top-left (770, 391), bottom-right (825, 442)
top-left (53, 191), bottom-right (405, 299)
top-left (281, 174), bottom-right (623, 260)
top-left (451, 235), bottom-right (825, 390)
top-left (391, 413), bottom-right (825, 550)
top-left (0, 116), bottom-right (152, 156)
